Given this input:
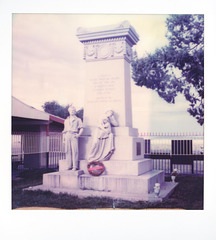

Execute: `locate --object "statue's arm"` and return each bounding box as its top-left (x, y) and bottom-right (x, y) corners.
top-left (75, 118), bottom-right (83, 138)
top-left (106, 123), bottom-right (112, 133)
top-left (77, 127), bottom-right (83, 137)
top-left (105, 110), bottom-right (119, 127)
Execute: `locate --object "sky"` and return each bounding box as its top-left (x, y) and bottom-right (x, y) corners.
top-left (12, 13), bottom-right (204, 133)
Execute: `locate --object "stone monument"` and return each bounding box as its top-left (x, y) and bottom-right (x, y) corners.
top-left (41, 21), bottom-right (177, 201)
top-left (77, 21), bottom-right (145, 167)
top-left (77, 21), bottom-right (136, 128)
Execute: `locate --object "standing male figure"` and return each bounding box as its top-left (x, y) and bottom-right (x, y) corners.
top-left (62, 105), bottom-right (83, 171)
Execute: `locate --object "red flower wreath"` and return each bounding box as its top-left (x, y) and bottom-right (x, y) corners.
top-left (87, 161), bottom-right (105, 176)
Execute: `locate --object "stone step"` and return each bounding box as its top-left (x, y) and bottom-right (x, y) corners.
top-left (43, 169), bottom-right (165, 195)
top-left (43, 170), bottom-right (84, 189)
top-left (27, 181), bottom-right (177, 202)
top-left (79, 158), bottom-right (153, 176)
top-left (79, 170), bottom-right (164, 194)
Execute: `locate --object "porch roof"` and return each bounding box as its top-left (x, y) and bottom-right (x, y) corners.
top-left (12, 96), bottom-right (64, 124)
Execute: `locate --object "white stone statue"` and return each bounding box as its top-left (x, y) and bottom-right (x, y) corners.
top-left (62, 105), bottom-right (83, 170)
top-left (88, 110), bottom-right (118, 162)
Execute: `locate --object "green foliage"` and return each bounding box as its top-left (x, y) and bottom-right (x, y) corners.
top-left (132, 14), bottom-right (204, 125)
top-left (42, 101), bottom-right (69, 119)
top-left (42, 101), bottom-right (84, 120)
top-left (75, 108), bottom-right (84, 121)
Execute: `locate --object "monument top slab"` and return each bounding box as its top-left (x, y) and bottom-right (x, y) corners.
top-left (77, 20), bottom-right (139, 45)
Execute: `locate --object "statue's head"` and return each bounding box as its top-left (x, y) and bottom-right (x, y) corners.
top-left (105, 110), bottom-right (113, 118)
top-left (68, 105), bottom-right (76, 115)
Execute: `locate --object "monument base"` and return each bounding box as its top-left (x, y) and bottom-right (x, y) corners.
top-left (43, 170), bottom-right (84, 189)
top-left (42, 126), bottom-right (178, 202)
top-left (79, 159), bottom-right (153, 176)
top-left (43, 169), bottom-right (164, 194)
top-left (59, 158), bottom-right (153, 176)
top-left (27, 180), bottom-right (178, 202)
top-left (78, 127), bottom-right (145, 161)
top-left (43, 156), bottom-right (177, 202)
top-left (79, 170), bottom-right (164, 194)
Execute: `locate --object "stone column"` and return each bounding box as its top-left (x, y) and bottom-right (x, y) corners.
top-left (77, 21), bottom-right (145, 165)
top-left (77, 21), bottom-right (139, 128)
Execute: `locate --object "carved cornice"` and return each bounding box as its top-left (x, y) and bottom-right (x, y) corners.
top-left (83, 39), bottom-right (133, 62)
top-left (77, 21), bottom-right (139, 46)
top-left (77, 21), bottom-right (139, 63)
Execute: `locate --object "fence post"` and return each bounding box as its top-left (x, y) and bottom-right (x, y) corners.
top-left (190, 140), bottom-right (194, 174)
top-left (170, 155), bottom-right (173, 174)
top-left (191, 159), bottom-right (194, 174)
top-left (46, 152), bottom-right (49, 169)
top-left (46, 124), bottom-right (49, 169)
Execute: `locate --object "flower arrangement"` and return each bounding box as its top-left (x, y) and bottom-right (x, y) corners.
top-left (87, 161), bottom-right (105, 176)
top-left (153, 183), bottom-right (160, 198)
top-left (171, 168), bottom-right (179, 176)
top-left (171, 169), bottom-right (179, 182)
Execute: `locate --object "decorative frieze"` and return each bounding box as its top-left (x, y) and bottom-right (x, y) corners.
top-left (77, 21), bottom-right (139, 63)
top-left (83, 39), bottom-right (133, 62)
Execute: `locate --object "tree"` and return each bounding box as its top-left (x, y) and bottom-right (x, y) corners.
top-left (131, 14), bottom-right (204, 125)
top-left (75, 108), bottom-right (84, 121)
top-left (42, 101), bottom-right (84, 121)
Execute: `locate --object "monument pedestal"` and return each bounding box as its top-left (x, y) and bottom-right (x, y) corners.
top-left (40, 167), bottom-right (178, 202)
top-left (29, 181), bottom-right (178, 202)
top-left (78, 127), bottom-right (145, 161)
top-left (79, 170), bottom-right (164, 194)
top-left (59, 159), bottom-right (68, 172)
top-left (45, 127), bottom-right (166, 199)
top-left (43, 170), bottom-right (84, 189)
top-left (43, 168), bottom-right (164, 195)
top-left (80, 158), bottom-right (153, 176)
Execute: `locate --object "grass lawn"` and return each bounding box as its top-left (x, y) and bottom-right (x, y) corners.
top-left (12, 169), bottom-right (203, 210)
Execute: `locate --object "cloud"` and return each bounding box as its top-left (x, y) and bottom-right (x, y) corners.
top-left (12, 14), bottom-right (88, 110)
top-left (12, 14), bottom-right (203, 133)
top-left (13, 14), bottom-right (83, 62)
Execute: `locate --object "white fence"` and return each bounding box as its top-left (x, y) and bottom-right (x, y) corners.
top-left (11, 132), bottom-right (63, 169)
top-left (140, 132), bottom-right (204, 174)
top-left (12, 131), bottom-right (204, 174)
top-left (48, 133), bottom-right (65, 168)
